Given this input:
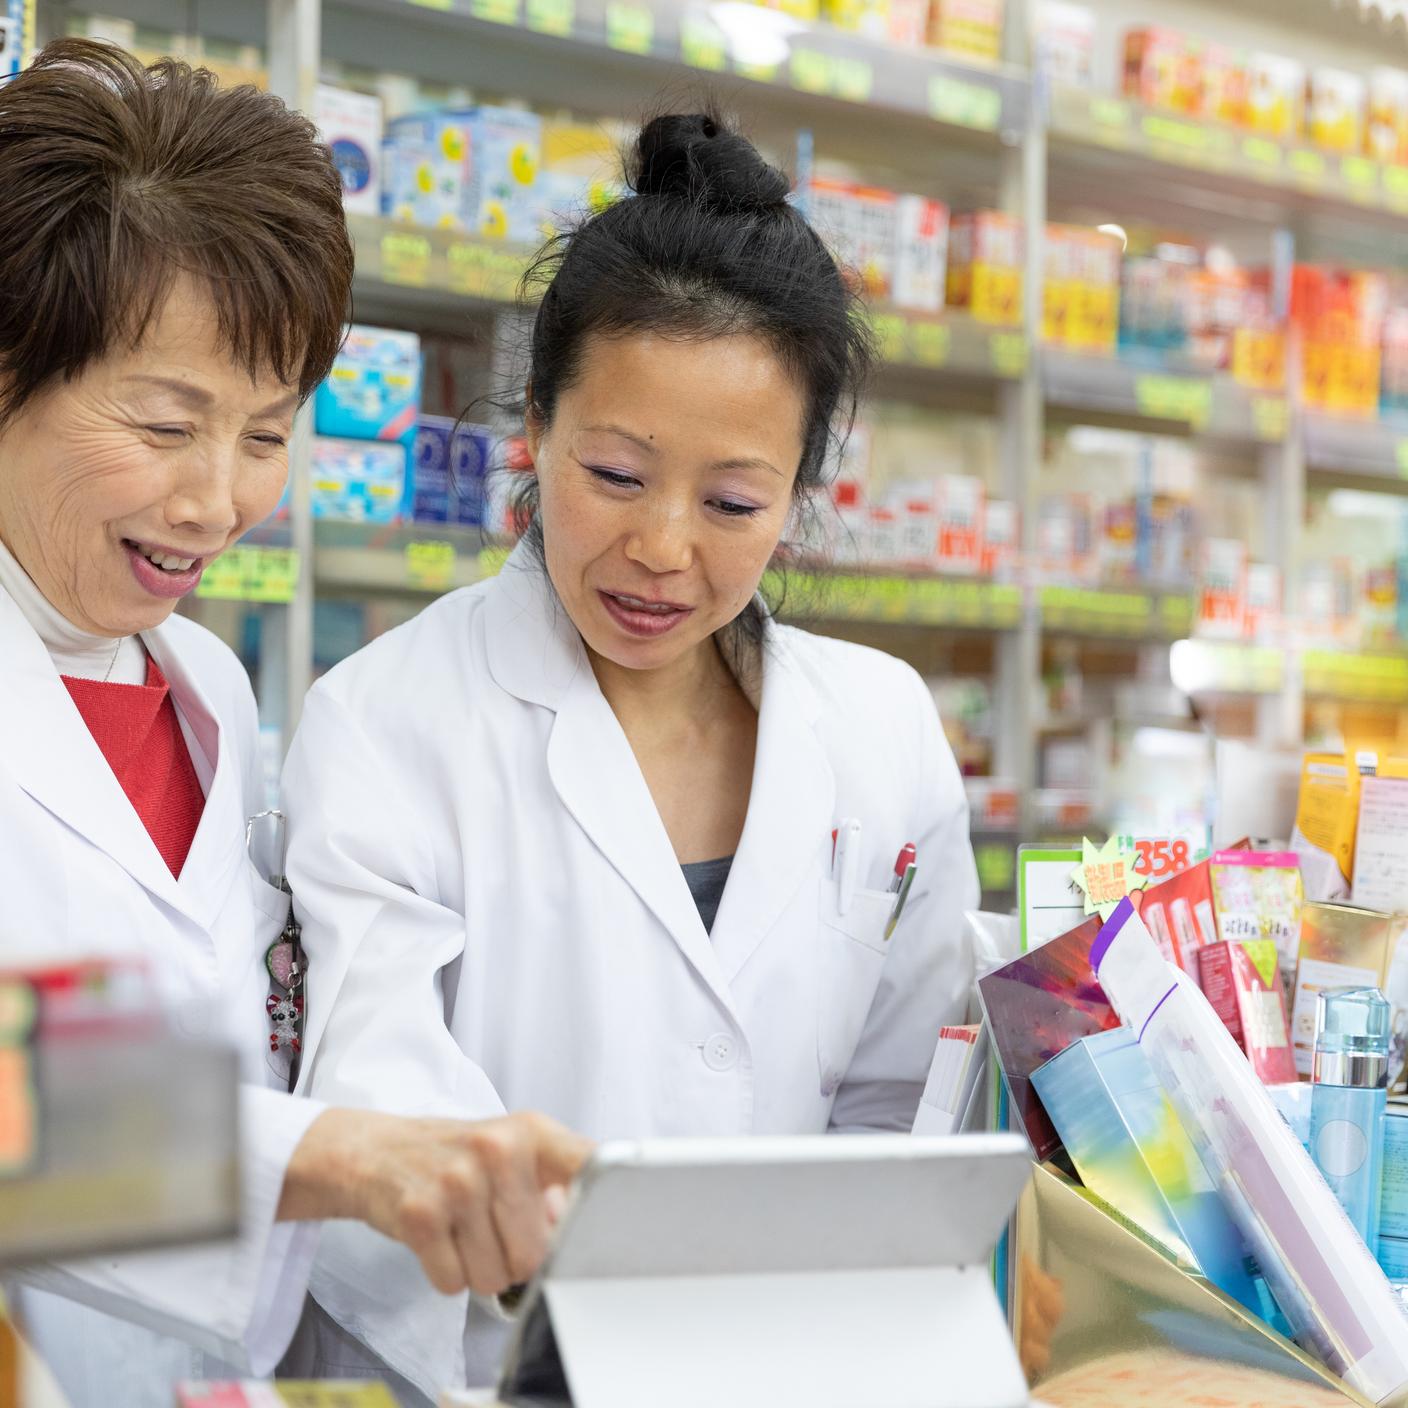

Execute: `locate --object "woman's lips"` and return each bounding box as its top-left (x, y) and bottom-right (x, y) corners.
top-left (123, 540), bottom-right (207, 600)
top-left (597, 589), bottom-right (694, 639)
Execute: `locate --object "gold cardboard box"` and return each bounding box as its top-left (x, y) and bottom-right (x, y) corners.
top-left (1014, 1162), bottom-right (1371, 1407)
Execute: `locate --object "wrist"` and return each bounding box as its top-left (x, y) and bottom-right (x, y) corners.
top-left (278, 1107), bottom-right (373, 1224)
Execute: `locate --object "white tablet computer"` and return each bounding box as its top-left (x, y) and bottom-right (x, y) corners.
top-left (496, 1133), bottom-right (1032, 1408)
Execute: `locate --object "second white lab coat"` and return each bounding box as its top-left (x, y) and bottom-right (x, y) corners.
top-left (0, 582), bottom-right (323, 1408)
top-left (282, 545), bottom-right (979, 1396)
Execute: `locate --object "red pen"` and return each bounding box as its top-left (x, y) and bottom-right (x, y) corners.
top-left (889, 842), bottom-right (917, 893)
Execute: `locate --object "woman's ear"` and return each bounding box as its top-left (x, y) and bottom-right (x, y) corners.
top-left (523, 390), bottom-right (543, 464)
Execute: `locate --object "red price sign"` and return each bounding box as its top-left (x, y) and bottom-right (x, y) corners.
top-left (1132, 837), bottom-right (1192, 880)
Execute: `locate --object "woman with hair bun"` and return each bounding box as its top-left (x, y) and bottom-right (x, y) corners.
top-left (282, 109), bottom-right (979, 1398)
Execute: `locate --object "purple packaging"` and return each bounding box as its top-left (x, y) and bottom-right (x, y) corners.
top-left (411, 416), bottom-right (493, 526)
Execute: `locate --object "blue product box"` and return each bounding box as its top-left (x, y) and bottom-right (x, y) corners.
top-left (1380, 1234), bottom-right (1408, 1281)
top-left (411, 416), bottom-right (493, 526)
top-left (315, 325), bottom-right (422, 446)
top-left (1382, 1108), bottom-right (1408, 1241)
top-left (311, 436), bottom-right (408, 524)
top-left (2, 2), bottom-right (24, 77)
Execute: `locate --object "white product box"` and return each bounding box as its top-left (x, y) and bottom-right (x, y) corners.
top-left (893, 196), bottom-right (949, 314)
top-left (316, 85), bottom-right (383, 217)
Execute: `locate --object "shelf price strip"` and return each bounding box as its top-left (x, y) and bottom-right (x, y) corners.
top-left (470, 0), bottom-right (520, 23)
top-left (1134, 374), bottom-right (1212, 430)
top-left (525, 0), bottom-right (573, 33)
top-left (405, 541), bottom-right (458, 592)
top-left (679, 14), bottom-right (726, 70)
top-left (447, 243), bottom-right (527, 302)
top-left (379, 231), bottom-right (432, 288)
top-left (196, 547), bottom-right (300, 605)
top-left (605, 3), bottom-right (653, 54)
top-left (927, 76), bottom-right (1001, 132)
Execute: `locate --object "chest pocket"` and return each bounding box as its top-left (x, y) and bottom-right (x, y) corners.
top-left (816, 878), bottom-right (892, 1097)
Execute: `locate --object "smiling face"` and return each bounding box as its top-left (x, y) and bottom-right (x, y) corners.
top-left (527, 331), bottom-right (807, 675)
top-left (0, 277), bottom-right (299, 638)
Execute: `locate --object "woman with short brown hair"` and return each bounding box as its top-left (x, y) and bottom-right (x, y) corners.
top-left (0, 39), bottom-right (588, 1407)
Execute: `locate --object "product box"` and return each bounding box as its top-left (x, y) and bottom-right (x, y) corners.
top-left (1368, 68), bottom-right (1408, 165)
top-left (410, 417), bottom-right (494, 527)
top-left (1076, 229), bottom-right (1122, 354)
top-left (1035, 1), bottom-right (1095, 89)
top-left (311, 437), bottom-right (408, 524)
top-left (1031, 1027), bottom-right (1264, 1316)
top-left (1197, 537), bottom-right (1247, 639)
top-left (1266, 1079), bottom-right (1314, 1148)
top-left (316, 85), bottom-right (383, 216)
top-left (1383, 1108), bottom-right (1408, 1241)
top-left (892, 196), bottom-right (949, 314)
top-left (822, 0), bottom-right (889, 40)
top-left (314, 325), bottom-right (422, 446)
top-left (1208, 850), bottom-right (1304, 999)
top-left (1382, 304), bottom-right (1408, 413)
top-left (981, 499), bottom-right (1018, 578)
top-left (886, 0), bottom-right (929, 48)
top-left (946, 211), bottom-right (1022, 326)
top-left (1290, 902), bottom-right (1408, 1080)
top-left (759, 0), bottom-right (822, 18)
top-left (1292, 753), bottom-right (1359, 903)
top-left (384, 107), bottom-right (542, 239)
top-left (1139, 855), bottom-right (1219, 972)
top-left (976, 915), bottom-right (1119, 1162)
top-left (936, 475), bottom-right (985, 575)
top-left (1247, 53), bottom-right (1304, 139)
top-left (1244, 563), bottom-right (1282, 643)
top-left (1204, 45), bottom-right (1249, 128)
top-left (1196, 940), bottom-right (1298, 1084)
top-left (1305, 67), bottom-right (1366, 154)
top-left (1380, 1235), bottom-right (1408, 1283)
top-left (1123, 28), bottom-right (1202, 115)
top-left (1231, 327), bottom-right (1286, 391)
top-left (1042, 224), bottom-right (1083, 348)
top-left (178, 1387), bottom-right (399, 1408)
top-left (536, 119), bottom-right (624, 234)
top-left (0, 1), bottom-right (23, 78)
top-left (809, 179), bottom-right (897, 301)
top-left (928, 0), bottom-right (1004, 62)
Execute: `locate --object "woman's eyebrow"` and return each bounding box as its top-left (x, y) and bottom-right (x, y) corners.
top-left (581, 422), bottom-right (659, 454)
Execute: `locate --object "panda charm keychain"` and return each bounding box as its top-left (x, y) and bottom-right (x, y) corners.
top-left (247, 809), bottom-right (307, 1092)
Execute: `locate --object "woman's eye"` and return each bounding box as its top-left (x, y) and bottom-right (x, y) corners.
top-left (249, 434), bottom-right (288, 449)
top-left (589, 467), bottom-right (641, 490)
top-left (146, 425), bottom-right (188, 439)
top-left (712, 499), bottom-right (761, 518)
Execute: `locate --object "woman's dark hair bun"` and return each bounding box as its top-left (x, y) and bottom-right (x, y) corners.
top-left (631, 111), bottom-right (790, 212)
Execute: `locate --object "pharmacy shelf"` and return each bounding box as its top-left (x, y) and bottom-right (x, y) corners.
top-left (1169, 638), bottom-right (1285, 697)
top-left (1304, 648), bottom-right (1408, 704)
top-left (334, 0), bottom-right (1028, 142)
top-left (1039, 585), bottom-right (1194, 640)
top-left (1170, 637), bottom-right (1408, 705)
top-left (1304, 411), bottom-right (1408, 487)
top-left (349, 215), bottom-right (1031, 381)
top-left (1048, 84), bottom-right (1408, 233)
top-left (1042, 349), bottom-right (1288, 445)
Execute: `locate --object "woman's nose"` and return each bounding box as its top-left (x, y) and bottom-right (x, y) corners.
top-left (163, 442), bottom-right (240, 536)
top-left (625, 506), bottom-right (693, 574)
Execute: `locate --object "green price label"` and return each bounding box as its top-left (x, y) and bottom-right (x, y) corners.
top-left (1241, 136), bottom-right (1281, 168)
top-left (789, 48), bottom-right (832, 94)
top-left (448, 242), bottom-right (526, 302)
top-left (605, 2), bottom-right (653, 53)
top-left (1252, 396), bottom-right (1288, 443)
top-left (908, 321), bottom-right (950, 368)
top-left (1141, 114), bottom-right (1225, 157)
top-left (976, 842), bottom-right (1016, 892)
top-left (871, 312), bottom-right (906, 363)
top-left (196, 547), bottom-right (300, 604)
top-left (405, 541), bottom-right (457, 592)
top-left (470, 0), bottom-right (519, 23)
top-left (1089, 96), bottom-right (1130, 130)
top-left (1289, 148), bottom-right (1326, 181)
top-left (990, 331), bottom-right (1027, 378)
top-left (1342, 155), bottom-right (1379, 192)
top-left (679, 14), bottom-right (726, 70)
top-left (380, 230), bottom-right (432, 288)
top-left (407, 0), bottom-right (453, 9)
top-left (1135, 373), bottom-right (1212, 428)
top-left (928, 75), bottom-right (1001, 132)
top-left (1385, 165), bottom-right (1408, 207)
top-left (831, 55), bottom-right (873, 103)
top-left (526, 0), bottom-right (573, 34)
top-left (735, 58), bottom-right (781, 82)
top-left (1395, 440), bottom-right (1408, 479)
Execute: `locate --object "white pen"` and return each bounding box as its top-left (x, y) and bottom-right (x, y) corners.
top-left (835, 818), bottom-right (861, 916)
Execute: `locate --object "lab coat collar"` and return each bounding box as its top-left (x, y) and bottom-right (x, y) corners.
top-left (0, 583), bottom-right (238, 929)
top-left (487, 545), bottom-right (834, 1000)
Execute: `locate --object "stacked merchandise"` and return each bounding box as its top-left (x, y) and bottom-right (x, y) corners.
top-left (979, 830), bottom-right (1408, 1400)
top-left (773, 0), bottom-right (1005, 62)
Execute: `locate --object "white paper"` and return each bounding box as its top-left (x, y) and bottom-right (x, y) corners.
top-left (1021, 857), bottom-right (1086, 950)
top-left (1352, 775), bottom-right (1408, 914)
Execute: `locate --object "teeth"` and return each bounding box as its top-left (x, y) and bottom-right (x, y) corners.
top-left (137, 546), bottom-right (196, 571)
top-left (615, 595), bottom-right (676, 614)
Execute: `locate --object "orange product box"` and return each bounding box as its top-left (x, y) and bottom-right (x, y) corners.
top-left (1231, 327), bottom-right (1285, 390)
top-left (928, 0), bottom-right (1004, 62)
top-left (1123, 28), bottom-right (1203, 115)
top-left (1140, 856), bottom-right (1220, 973)
top-left (808, 178), bottom-right (897, 301)
top-left (947, 211), bottom-right (1023, 326)
top-left (1305, 67), bottom-right (1366, 154)
top-left (1247, 52), bottom-right (1304, 138)
top-left (936, 475), bottom-right (986, 574)
top-left (1367, 67), bottom-right (1408, 164)
top-left (1204, 45), bottom-right (1250, 128)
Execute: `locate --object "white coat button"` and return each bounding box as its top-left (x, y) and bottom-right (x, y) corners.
top-left (702, 1034), bottom-right (738, 1072)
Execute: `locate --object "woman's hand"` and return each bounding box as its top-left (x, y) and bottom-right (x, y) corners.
top-left (279, 1108), bottom-right (593, 1296)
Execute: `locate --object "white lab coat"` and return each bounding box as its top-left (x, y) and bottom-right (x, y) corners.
top-left (282, 545), bottom-right (979, 1397)
top-left (0, 581), bottom-right (324, 1408)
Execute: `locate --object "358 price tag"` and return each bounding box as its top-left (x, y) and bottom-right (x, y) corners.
top-left (1132, 837), bottom-right (1193, 880)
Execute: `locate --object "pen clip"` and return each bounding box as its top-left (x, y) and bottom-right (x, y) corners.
top-left (885, 863), bottom-right (917, 941)
top-left (246, 808), bottom-right (291, 894)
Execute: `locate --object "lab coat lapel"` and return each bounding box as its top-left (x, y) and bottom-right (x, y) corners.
top-left (486, 547), bottom-right (736, 1014)
top-left (142, 625), bottom-right (242, 928)
top-left (0, 585), bottom-right (187, 914)
top-left (710, 628), bottom-right (836, 984)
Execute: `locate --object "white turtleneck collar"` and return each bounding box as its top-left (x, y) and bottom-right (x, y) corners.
top-left (0, 536), bottom-right (148, 684)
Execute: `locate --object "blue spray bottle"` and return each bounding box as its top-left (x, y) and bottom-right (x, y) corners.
top-left (1309, 986), bottom-right (1391, 1246)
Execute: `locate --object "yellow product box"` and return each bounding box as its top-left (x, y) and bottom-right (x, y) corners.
top-left (947, 211), bottom-right (1023, 326)
top-left (1292, 752), bottom-right (1361, 901)
top-left (1204, 44), bottom-right (1249, 128)
top-left (1042, 224), bottom-right (1083, 348)
top-left (536, 120), bottom-right (623, 235)
top-left (1231, 327), bottom-right (1286, 390)
top-left (928, 0), bottom-right (1005, 62)
top-left (1367, 66), bottom-right (1408, 165)
top-left (1122, 27), bottom-right (1203, 115)
top-left (1247, 52), bottom-right (1304, 138)
top-left (1305, 66), bottom-right (1367, 153)
top-left (759, 0), bottom-right (823, 18)
top-left (823, 0), bottom-right (889, 38)
top-left (1329, 343), bottom-right (1382, 416)
top-left (1075, 228), bottom-right (1121, 353)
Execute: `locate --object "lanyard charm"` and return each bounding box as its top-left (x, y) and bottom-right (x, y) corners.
top-left (249, 809), bottom-right (307, 1093)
